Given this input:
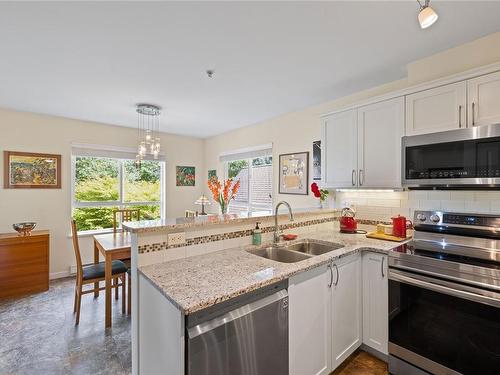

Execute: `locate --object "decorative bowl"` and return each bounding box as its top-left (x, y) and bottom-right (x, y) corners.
top-left (12, 222), bottom-right (37, 236)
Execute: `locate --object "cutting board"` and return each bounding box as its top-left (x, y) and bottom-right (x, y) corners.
top-left (366, 231), bottom-right (409, 242)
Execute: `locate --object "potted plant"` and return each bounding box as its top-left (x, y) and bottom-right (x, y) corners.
top-left (207, 177), bottom-right (241, 214)
top-left (311, 182), bottom-right (329, 208)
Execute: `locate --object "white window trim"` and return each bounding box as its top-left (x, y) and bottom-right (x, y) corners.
top-left (71, 154), bottom-right (165, 233)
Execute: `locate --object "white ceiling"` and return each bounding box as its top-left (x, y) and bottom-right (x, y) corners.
top-left (1, 1), bottom-right (500, 138)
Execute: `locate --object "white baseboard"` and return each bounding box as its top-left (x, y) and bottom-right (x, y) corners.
top-left (50, 269), bottom-right (75, 280)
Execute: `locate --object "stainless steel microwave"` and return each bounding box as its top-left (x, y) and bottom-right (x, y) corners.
top-left (402, 124), bottom-right (500, 188)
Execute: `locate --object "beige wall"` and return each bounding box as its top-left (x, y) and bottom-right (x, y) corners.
top-left (0, 108), bottom-right (205, 277)
top-left (204, 31), bottom-right (500, 213)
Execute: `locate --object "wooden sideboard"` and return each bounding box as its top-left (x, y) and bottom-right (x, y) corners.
top-left (0, 230), bottom-right (49, 298)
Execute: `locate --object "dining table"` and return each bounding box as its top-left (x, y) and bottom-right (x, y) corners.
top-left (93, 232), bottom-right (131, 328)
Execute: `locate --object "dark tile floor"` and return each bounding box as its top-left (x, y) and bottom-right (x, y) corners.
top-left (331, 350), bottom-right (388, 375)
top-left (0, 278), bottom-right (131, 375)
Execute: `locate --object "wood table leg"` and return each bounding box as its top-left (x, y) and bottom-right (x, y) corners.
top-left (93, 240), bottom-right (100, 298)
top-left (105, 253), bottom-right (112, 328)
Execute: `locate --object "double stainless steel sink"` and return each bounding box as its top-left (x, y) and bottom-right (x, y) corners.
top-left (247, 239), bottom-right (344, 263)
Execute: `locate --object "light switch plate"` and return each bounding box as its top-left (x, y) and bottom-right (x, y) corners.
top-left (168, 232), bottom-right (186, 246)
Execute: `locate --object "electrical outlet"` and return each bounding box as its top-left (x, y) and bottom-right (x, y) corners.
top-left (69, 265), bottom-right (77, 275)
top-left (168, 232), bottom-right (186, 246)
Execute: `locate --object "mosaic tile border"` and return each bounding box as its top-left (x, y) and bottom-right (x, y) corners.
top-left (137, 216), bottom-right (391, 254)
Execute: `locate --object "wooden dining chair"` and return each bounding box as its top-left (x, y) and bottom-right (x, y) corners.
top-left (71, 219), bottom-right (128, 325)
top-left (113, 208), bottom-right (140, 233)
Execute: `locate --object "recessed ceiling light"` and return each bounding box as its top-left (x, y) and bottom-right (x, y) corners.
top-left (206, 70), bottom-right (214, 78)
top-left (417, 0), bottom-right (438, 29)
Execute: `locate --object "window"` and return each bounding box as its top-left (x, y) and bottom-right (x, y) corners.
top-left (225, 156), bottom-right (273, 215)
top-left (72, 155), bottom-right (164, 232)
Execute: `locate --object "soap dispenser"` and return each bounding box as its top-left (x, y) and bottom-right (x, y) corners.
top-left (252, 222), bottom-right (262, 246)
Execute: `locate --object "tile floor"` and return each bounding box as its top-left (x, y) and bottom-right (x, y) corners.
top-left (331, 350), bottom-right (389, 375)
top-left (0, 278), bottom-right (131, 375)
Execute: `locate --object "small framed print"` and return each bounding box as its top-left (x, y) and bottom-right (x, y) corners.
top-left (4, 151), bottom-right (62, 189)
top-left (279, 152), bottom-right (309, 195)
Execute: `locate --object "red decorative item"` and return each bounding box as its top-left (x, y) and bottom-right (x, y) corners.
top-left (340, 207), bottom-right (358, 233)
top-left (392, 215), bottom-right (413, 238)
top-left (311, 182), bottom-right (327, 200)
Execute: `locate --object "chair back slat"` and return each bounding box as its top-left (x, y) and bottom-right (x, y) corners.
top-left (70, 219), bottom-right (83, 281)
top-left (113, 209), bottom-right (141, 233)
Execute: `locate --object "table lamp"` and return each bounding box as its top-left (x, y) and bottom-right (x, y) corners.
top-left (195, 195), bottom-right (211, 215)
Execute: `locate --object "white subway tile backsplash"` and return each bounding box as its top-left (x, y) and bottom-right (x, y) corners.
top-left (419, 200), bottom-right (442, 210)
top-left (409, 191), bottom-right (428, 200)
top-left (464, 201), bottom-right (490, 213)
top-left (450, 191), bottom-right (474, 201)
top-left (441, 200), bottom-right (466, 212)
top-left (490, 201), bottom-right (500, 214)
top-left (428, 191), bottom-right (451, 200)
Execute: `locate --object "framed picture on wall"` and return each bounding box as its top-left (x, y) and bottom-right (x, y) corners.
top-left (278, 152), bottom-right (309, 195)
top-left (313, 140), bottom-right (321, 181)
top-left (176, 166), bottom-right (196, 186)
top-left (3, 151), bottom-right (62, 189)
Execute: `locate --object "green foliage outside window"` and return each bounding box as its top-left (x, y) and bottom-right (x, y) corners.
top-left (73, 157), bottom-right (162, 231)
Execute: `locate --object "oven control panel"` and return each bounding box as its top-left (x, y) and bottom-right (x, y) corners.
top-left (414, 210), bottom-right (500, 229)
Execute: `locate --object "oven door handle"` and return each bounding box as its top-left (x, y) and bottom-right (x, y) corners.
top-left (389, 269), bottom-right (500, 309)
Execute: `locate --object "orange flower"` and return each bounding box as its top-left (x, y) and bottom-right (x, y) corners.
top-left (231, 179), bottom-right (240, 199)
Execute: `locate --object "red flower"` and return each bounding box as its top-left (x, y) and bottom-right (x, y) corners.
top-left (311, 182), bottom-right (322, 198)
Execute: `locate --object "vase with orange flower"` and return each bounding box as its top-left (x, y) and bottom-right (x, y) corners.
top-left (207, 177), bottom-right (241, 214)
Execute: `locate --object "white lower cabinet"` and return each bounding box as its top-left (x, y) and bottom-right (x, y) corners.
top-left (289, 251), bottom-right (389, 374)
top-left (362, 252), bottom-right (388, 355)
top-left (289, 264), bottom-right (331, 375)
top-left (331, 254), bottom-right (362, 369)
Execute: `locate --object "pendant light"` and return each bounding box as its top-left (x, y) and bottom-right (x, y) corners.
top-left (417, 0), bottom-right (438, 29)
top-left (135, 104), bottom-right (161, 168)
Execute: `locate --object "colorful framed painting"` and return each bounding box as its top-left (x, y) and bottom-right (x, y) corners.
top-left (3, 151), bottom-right (61, 189)
top-left (313, 140), bottom-right (321, 181)
top-left (279, 152), bottom-right (309, 195)
top-left (176, 166), bottom-right (196, 186)
top-left (208, 169), bottom-right (217, 180)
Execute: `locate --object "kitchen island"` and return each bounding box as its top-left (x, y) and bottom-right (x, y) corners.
top-left (124, 208), bottom-right (404, 375)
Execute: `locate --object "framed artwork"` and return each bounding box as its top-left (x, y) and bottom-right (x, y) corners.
top-left (313, 140), bottom-right (321, 181)
top-left (279, 152), bottom-right (309, 195)
top-left (208, 169), bottom-right (217, 180)
top-left (176, 166), bottom-right (196, 186)
top-left (3, 151), bottom-right (61, 189)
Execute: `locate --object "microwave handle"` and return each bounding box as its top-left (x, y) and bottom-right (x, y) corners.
top-left (389, 269), bottom-right (500, 309)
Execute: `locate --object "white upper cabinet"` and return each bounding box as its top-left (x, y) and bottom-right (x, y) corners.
top-left (289, 265), bottom-right (331, 375)
top-left (357, 97), bottom-right (404, 188)
top-left (468, 71), bottom-right (500, 127)
top-left (405, 81), bottom-right (467, 136)
top-left (322, 109), bottom-right (358, 188)
top-left (331, 254), bottom-right (362, 370)
top-left (362, 252), bottom-right (388, 355)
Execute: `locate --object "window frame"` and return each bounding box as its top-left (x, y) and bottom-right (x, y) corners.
top-left (71, 155), bottom-right (165, 234)
top-left (224, 155), bottom-right (273, 214)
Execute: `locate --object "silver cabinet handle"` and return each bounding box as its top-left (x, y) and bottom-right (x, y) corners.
top-left (458, 105), bottom-right (462, 128)
top-left (381, 257), bottom-right (385, 278)
top-left (351, 169), bottom-right (356, 186)
top-left (472, 102), bottom-right (476, 126)
top-left (328, 262), bottom-right (333, 288)
top-left (359, 169), bottom-right (364, 186)
top-left (333, 263), bottom-right (339, 286)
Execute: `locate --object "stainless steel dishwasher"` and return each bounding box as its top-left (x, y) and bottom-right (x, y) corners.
top-left (186, 281), bottom-right (288, 375)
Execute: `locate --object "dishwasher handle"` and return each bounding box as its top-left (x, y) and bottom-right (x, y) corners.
top-left (187, 289), bottom-right (288, 339)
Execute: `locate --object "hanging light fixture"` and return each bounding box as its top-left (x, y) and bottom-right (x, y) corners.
top-left (417, 0), bottom-right (438, 29)
top-left (135, 104), bottom-right (161, 168)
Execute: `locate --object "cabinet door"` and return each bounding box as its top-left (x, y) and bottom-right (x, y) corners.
top-left (405, 81), bottom-right (466, 136)
top-left (289, 265), bottom-right (331, 375)
top-left (362, 252), bottom-right (388, 355)
top-left (357, 97), bottom-right (404, 188)
top-left (468, 71), bottom-right (500, 127)
top-left (322, 109), bottom-right (358, 188)
top-left (331, 254), bottom-right (362, 370)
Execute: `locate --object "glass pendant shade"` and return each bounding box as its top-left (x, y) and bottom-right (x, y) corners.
top-left (418, 5), bottom-right (438, 29)
top-left (135, 104), bottom-right (162, 166)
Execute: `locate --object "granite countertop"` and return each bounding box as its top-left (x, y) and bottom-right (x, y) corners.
top-left (138, 229), bottom-right (409, 315)
top-left (122, 207), bottom-right (339, 233)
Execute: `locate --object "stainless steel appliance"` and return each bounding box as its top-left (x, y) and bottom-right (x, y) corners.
top-left (186, 281), bottom-right (288, 375)
top-left (402, 123), bottom-right (500, 188)
top-left (388, 210), bottom-right (500, 375)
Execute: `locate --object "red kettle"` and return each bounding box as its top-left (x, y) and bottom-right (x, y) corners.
top-left (392, 215), bottom-right (413, 238)
top-left (340, 207), bottom-right (358, 233)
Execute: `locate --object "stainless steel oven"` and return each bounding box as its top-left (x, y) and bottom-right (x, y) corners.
top-left (402, 124), bottom-right (500, 188)
top-left (388, 210), bottom-right (500, 375)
